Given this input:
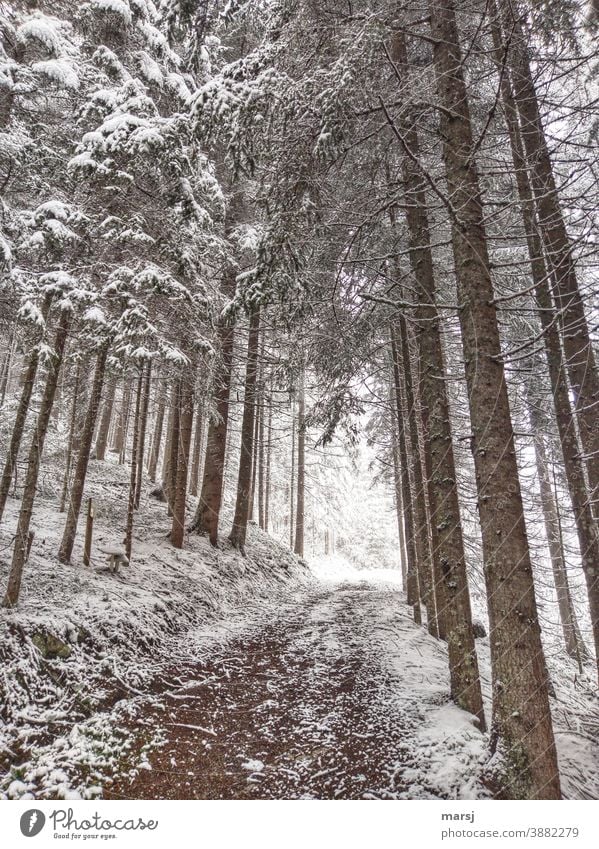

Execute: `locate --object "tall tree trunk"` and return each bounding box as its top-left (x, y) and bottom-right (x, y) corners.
top-left (257, 378), bottom-right (266, 531)
top-left (387, 26), bottom-right (485, 723)
top-left (171, 377), bottom-right (194, 549)
top-left (59, 358), bottom-right (82, 513)
top-left (58, 342), bottom-right (109, 564)
top-left (528, 393), bottom-right (588, 662)
top-left (428, 0), bottom-right (560, 798)
top-left (125, 368), bottom-right (144, 562)
top-left (230, 309), bottom-right (261, 551)
top-left (390, 335), bottom-right (421, 623)
top-left (293, 369), bottom-right (305, 557)
top-left (390, 421), bottom-right (408, 589)
top-left (164, 381), bottom-right (181, 516)
top-left (3, 309), bottom-right (71, 607)
top-left (489, 7), bottom-right (599, 680)
top-left (94, 375), bottom-right (116, 461)
top-left (134, 360), bottom-right (151, 509)
top-left (0, 325), bottom-right (15, 409)
top-left (191, 308), bottom-right (235, 545)
top-left (190, 184), bottom-right (242, 545)
top-left (148, 377), bottom-right (166, 482)
top-left (393, 320), bottom-right (438, 638)
top-left (0, 296), bottom-right (52, 524)
top-left (189, 406), bottom-right (204, 497)
top-left (113, 379), bottom-right (131, 462)
top-left (264, 398), bottom-right (273, 533)
top-left (500, 0), bottom-right (599, 512)
top-left (289, 402), bottom-right (295, 548)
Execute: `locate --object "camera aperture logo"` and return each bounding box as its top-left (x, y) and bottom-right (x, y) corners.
top-left (20, 810), bottom-right (46, 837)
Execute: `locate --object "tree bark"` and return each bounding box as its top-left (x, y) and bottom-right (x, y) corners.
top-left (393, 320), bottom-right (438, 638)
top-left (125, 368), bottom-right (144, 562)
top-left (164, 381), bottom-right (181, 516)
top-left (189, 405), bottom-right (204, 497)
top-left (94, 375), bottom-right (117, 461)
top-left (293, 369), bottom-right (305, 557)
top-left (191, 302), bottom-right (235, 545)
top-left (257, 376), bottom-right (266, 530)
top-left (58, 341), bottom-right (109, 564)
top-left (387, 26), bottom-right (485, 723)
top-left (390, 334), bottom-right (422, 624)
top-left (264, 397), bottom-right (273, 533)
top-left (289, 402), bottom-right (296, 548)
top-left (528, 393), bottom-right (588, 662)
top-left (0, 325), bottom-right (15, 409)
top-left (171, 376), bottom-right (194, 549)
top-left (59, 358), bottom-right (82, 513)
top-left (0, 295), bottom-right (52, 524)
top-left (500, 0), bottom-right (599, 513)
top-left (3, 309), bottom-right (71, 607)
top-left (428, 0), bottom-right (560, 799)
top-left (134, 360), bottom-right (152, 509)
top-left (230, 309), bottom-right (261, 551)
top-left (148, 376), bottom-right (166, 482)
top-left (113, 379), bottom-right (131, 463)
top-left (489, 6), bottom-right (599, 680)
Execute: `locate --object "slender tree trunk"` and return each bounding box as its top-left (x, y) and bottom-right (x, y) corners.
top-left (0, 325), bottom-right (15, 409)
top-left (94, 375), bottom-right (116, 461)
top-left (190, 184), bottom-right (242, 545)
top-left (3, 309), bottom-right (71, 607)
top-left (248, 394), bottom-right (260, 522)
top-left (428, 0), bottom-right (560, 799)
top-left (113, 379), bottom-right (131, 462)
top-left (528, 395), bottom-right (588, 661)
top-left (499, 0), bottom-right (599, 512)
top-left (387, 26), bottom-right (485, 721)
top-left (391, 429), bottom-right (408, 588)
top-left (164, 381), bottom-right (181, 516)
top-left (189, 405), bottom-right (204, 497)
top-left (393, 320), bottom-right (438, 637)
top-left (125, 369), bottom-right (144, 562)
top-left (489, 8), bottom-right (599, 679)
top-left (134, 360), bottom-right (151, 509)
top-left (0, 296), bottom-right (52, 524)
top-left (191, 311), bottom-right (235, 545)
top-left (289, 402), bottom-right (295, 548)
top-left (230, 309), bottom-right (261, 551)
top-left (264, 399), bottom-right (273, 533)
top-left (257, 379), bottom-right (266, 530)
top-left (171, 377), bottom-right (194, 549)
top-left (293, 369), bottom-right (305, 557)
top-left (59, 358), bottom-right (82, 513)
top-left (390, 335), bottom-right (421, 623)
top-left (148, 377), bottom-right (166, 482)
top-left (58, 342), bottom-right (109, 564)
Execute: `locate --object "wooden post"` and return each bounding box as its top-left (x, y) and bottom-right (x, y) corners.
top-left (83, 498), bottom-right (94, 567)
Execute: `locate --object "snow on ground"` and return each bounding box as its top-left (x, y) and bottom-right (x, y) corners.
top-left (1, 471), bottom-right (598, 799)
top-left (0, 457), bottom-right (312, 799)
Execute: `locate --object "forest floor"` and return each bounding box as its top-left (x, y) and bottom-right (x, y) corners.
top-left (1, 457), bottom-right (598, 800)
top-left (104, 567), bottom-right (487, 800)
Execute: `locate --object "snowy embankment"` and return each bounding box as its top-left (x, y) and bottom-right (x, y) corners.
top-left (0, 459), bottom-right (312, 799)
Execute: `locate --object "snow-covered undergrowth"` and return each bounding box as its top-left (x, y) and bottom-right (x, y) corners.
top-left (0, 458), bottom-right (312, 800)
top-left (312, 556), bottom-right (599, 800)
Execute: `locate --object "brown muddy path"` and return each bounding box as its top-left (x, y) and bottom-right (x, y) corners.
top-left (105, 582), bottom-right (429, 800)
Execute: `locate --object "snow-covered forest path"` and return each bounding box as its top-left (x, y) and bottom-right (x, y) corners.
top-left (105, 569), bottom-right (485, 800)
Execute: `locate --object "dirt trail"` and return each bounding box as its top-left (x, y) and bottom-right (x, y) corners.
top-left (106, 579), bottom-right (437, 800)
